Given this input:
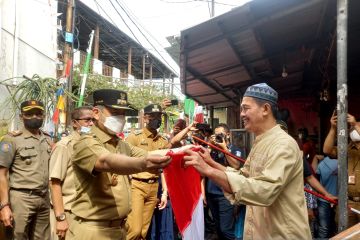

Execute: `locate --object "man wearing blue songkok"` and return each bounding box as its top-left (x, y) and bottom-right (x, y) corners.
top-left (183, 83), bottom-right (311, 239)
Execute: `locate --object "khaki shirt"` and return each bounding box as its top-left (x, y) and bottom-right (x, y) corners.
top-left (127, 128), bottom-right (168, 179)
top-left (72, 125), bottom-right (147, 220)
top-left (49, 131), bottom-right (80, 210)
top-left (0, 128), bottom-right (52, 190)
top-left (224, 125), bottom-right (311, 240)
top-left (335, 142), bottom-right (360, 197)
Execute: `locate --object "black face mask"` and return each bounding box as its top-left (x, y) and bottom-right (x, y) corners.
top-left (24, 118), bottom-right (43, 129)
top-left (148, 119), bottom-right (162, 130)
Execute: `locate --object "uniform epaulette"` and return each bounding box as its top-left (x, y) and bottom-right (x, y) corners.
top-left (134, 130), bottom-right (143, 135)
top-left (7, 130), bottom-right (22, 137)
top-left (160, 135), bottom-right (168, 141)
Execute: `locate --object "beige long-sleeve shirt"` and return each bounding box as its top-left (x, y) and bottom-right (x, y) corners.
top-left (225, 125), bottom-right (311, 240)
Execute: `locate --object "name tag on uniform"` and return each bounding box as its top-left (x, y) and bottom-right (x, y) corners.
top-left (349, 175), bottom-right (356, 185)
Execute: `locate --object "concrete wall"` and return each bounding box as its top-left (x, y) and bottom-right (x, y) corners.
top-left (0, 0), bottom-right (57, 124)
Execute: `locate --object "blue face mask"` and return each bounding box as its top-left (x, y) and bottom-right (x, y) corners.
top-left (80, 126), bottom-right (91, 134)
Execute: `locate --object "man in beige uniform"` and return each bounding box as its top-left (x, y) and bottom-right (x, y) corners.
top-left (126, 104), bottom-right (170, 240)
top-left (68, 89), bottom-right (171, 240)
top-left (49, 106), bottom-right (94, 239)
top-left (184, 83), bottom-right (311, 240)
top-left (323, 111), bottom-right (360, 227)
top-left (0, 100), bottom-right (52, 240)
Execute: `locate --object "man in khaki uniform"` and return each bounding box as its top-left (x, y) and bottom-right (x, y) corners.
top-left (49, 106), bottom-right (94, 239)
top-left (323, 112), bottom-right (360, 227)
top-left (68, 89), bottom-right (171, 240)
top-left (126, 104), bottom-right (170, 240)
top-left (0, 100), bottom-right (52, 240)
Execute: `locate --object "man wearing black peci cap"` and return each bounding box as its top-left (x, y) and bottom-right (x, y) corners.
top-left (0, 100), bottom-right (52, 240)
top-left (126, 104), bottom-right (170, 239)
top-left (126, 103), bottom-right (193, 240)
top-left (68, 89), bottom-right (172, 240)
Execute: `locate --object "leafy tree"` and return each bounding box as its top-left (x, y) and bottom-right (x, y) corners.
top-left (72, 67), bottom-right (181, 110)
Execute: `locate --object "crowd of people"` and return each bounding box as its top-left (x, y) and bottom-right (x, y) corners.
top-left (0, 83), bottom-right (359, 240)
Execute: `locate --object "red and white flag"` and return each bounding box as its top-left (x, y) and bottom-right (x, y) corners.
top-left (164, 149), bottom-right (204, 240)
top-left (194, 105), bottom-right (204, 123)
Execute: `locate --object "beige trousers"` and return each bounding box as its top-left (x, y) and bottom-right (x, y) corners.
top-left (66, 214), bottom-right (126, 240)
top-left (126, 180), bottom-right (159, 240)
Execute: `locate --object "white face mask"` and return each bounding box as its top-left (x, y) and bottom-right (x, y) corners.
top-left (104, 115), bottom-right (126, 135)
top-left (350, 129), bottom-right (360, 142)
top-left (80, 126), bottom-right (91, 134)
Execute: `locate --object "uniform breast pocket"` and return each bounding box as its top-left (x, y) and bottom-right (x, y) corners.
top-left (19, 149), bottom-right (38, 164)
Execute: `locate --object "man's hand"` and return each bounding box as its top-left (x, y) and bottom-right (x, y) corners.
top-left (0, 206), bottom-right (13, 227)
top-left (56, 220), bottom-right (69, 239)
top-left (197, 146), bottom-right (215, 165)
top-left (144, 155), bottom-right (171, 172)
top-left (183, 149), bottom-right (212, 176)
top-left (161, 99), bottom-right (172, 110)
top-left (158, 195), bottom-right (168, 210)
top-left (348, 114), bottom-right (357, 127)
top-left (216, 138), bottom-right (227, 150)
top-left (324, 192), bottom-right (338, 202)
top-left (330, 111), bottom-right (337, 129)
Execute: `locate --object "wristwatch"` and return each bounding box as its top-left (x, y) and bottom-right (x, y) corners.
top-left (56, 213), bottom-right (66, 222)
top-left (0, 202), bottom-right (10, 211)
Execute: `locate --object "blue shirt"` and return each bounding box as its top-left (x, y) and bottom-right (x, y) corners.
top-left (316, 156), bottom-right (338, 202)
top-left (207, 144), bottom-right (242, 195)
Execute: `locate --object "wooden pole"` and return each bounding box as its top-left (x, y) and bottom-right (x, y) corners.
top-left (94, 24), bottom-right (100, 59)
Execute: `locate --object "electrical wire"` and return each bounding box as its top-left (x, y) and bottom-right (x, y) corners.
top-left (114, 0), bottom-right (179, 75)
top-left (78, 14), bottom-right (140, 72)
top-left (95, 0), bottom-right (178, 88)
top-left (79, 0), bottom-right (182, 94)
top-left (84, 1), bottom-right (161, 74)
top-left (95, 0), bottom-right (142, 45)
top-left (160, 0), bottom-right (238, 7)
top-left (113, 0), bottom-right (181, 94)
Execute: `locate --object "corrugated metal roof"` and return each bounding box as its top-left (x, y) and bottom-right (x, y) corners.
top-left (69, 0), bottom-right (179, 79)
top-left (180, 0), bottom-right (339, 107)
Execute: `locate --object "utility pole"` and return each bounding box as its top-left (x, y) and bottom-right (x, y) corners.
top-left (211, 0), bottom-right (215, 17)
top-left (63, 0), bottom-right (74, 127)
top-left (336, 0), bottom-right (348, 232)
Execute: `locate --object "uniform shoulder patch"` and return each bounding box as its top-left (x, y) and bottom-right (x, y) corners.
top-left (7, 130), bottom-right (22, 137)
top-left (0, 142), bottom-right (11, 152)
top-left (134, 130), bottom-right (143, 135)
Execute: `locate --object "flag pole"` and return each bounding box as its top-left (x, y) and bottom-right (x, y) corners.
top-left (77, 30), bottom-right (94, 107)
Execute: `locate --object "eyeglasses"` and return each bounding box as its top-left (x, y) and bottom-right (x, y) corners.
top-left (76, 118), bottom-right (96, 123)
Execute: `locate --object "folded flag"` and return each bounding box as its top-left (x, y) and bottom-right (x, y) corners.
top-left (164, 148), bottom-right (204, 240)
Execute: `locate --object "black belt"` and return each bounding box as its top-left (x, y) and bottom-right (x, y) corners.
top-left (132, 177), bottom-right (159, 184)
top-left (10, 188), bottom-right (48, 197)
top-left (72, 215), bottom-right (126, 228)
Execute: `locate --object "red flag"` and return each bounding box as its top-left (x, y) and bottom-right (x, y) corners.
top-left (52, 108), bottom-right (60, 124)
top-left (164, 149), bottom-right (204, 240)
top-left (65, 59), bottom-right (72, 77)
top-left (194, 105), bottom-right (204, 123)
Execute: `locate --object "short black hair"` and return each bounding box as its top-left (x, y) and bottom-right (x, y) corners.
top-left (252, 98), bottom-right (278, 119)
top-left (216, 123), bottom-right (230, 133)
top-left (71, 106), bottom-right (93, 120)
